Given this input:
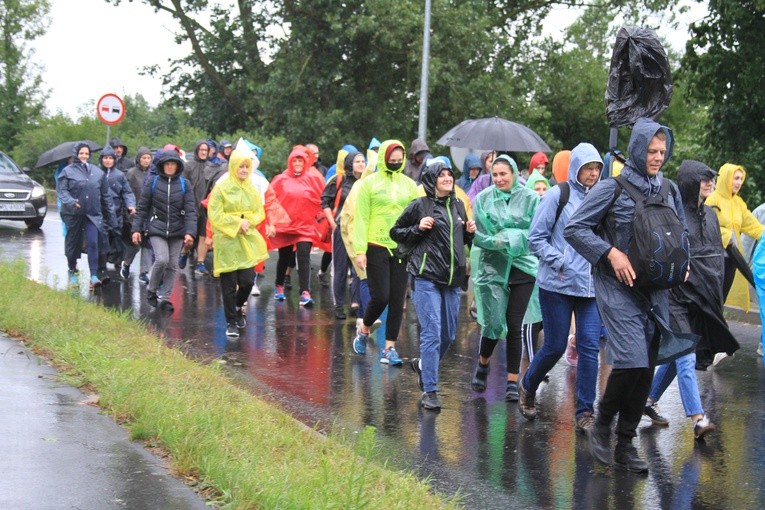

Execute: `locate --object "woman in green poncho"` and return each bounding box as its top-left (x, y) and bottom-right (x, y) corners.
top-left (470, 155), bottom-right (539, 401)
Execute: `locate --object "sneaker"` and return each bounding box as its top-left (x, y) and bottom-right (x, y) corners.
top-left (565, 337), bottom-right (578, 366)
top-left (89, 275), bottom-right (102, 289)
top-left (318, 270), bottom-right (330, 288)
top-left (68, 270), bottom-right (79, 286)
top-left (251, 275), bottom-right (261, 296)
top-left (274, 285), bottom-right (286, 301)
top-left (226, 323), bottom-right (240, 337)
top-left (283, 274), bottom-right (292, 290)
top-left (299, 290), bottom-right (314, 307)
top-left (352, 328), bottom-right (369, 354)
top-left (178, 251), bottom-right (189, 269)
top-left (614, 442), bottom-right (649, 474)
top-left (356, 317), bottom-right (364, 331)
top-left (350, 303), bottom-right (359, 317)
top-left (505, 381), bottom-right (519, 402)
top-left (235, 307), bottom-right (246, 328)
top-left (469, 300), bottom-right (478, 320)
top-left (195, 262), bottom-right (209, 276)
top-left (588, 422), bottom-right (613, 466)
top-left (712, 352), bottom-right (733, 367)
top-left (421, 391), bottom-right (442, 411)
top-left (644, 401), bottom-right (670, 426)
top-left (518, 379), bottom-right (537, 420)
top-left (471, 363), bottom-right (490, 392)
top-left (147, 290), bottom-right (158, 307)
top-left (120, 261), bottom-right (130, 279)
top-left (576, 412), bottom-right (595, 433)
top-left (334, 306), bottom-right (346, 320)
top-left (380, 347), bottom-right (403, 366)
top-left (159, 300), bottom-right (175, 312)
top-left (138, 272), bottom-right (149, 284)
top-left (410, 358), bottom-right (424, 391)
top-left (693, 416), bottom-right (716, 440)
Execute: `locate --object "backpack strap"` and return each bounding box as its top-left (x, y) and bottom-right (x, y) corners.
top-left (151, 175), bottom-right (159, 195)
top-left (553, 181), bottom-right (570, 228)
top-left (332, 174), bottom-right (343, 215)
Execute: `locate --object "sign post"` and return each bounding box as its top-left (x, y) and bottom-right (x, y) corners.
top-left (96, 93), bottom-right (126, 147)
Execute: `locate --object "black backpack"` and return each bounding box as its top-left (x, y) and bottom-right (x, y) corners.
top-left (614, 175), bottom-right (690, 289)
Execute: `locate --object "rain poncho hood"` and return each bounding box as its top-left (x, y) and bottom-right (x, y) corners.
top-left (551, 150), bottom-right (571, 184)
top-left (705, 162), bottom-right (764, 311)
top-left (99, 145), bottom-right (117, 167)
top-left (525, 170), bottom-right (550, 193)
top-left (457, 153), bottom-right (482, 193)
top-left (528, 152), bottom-right (549, 174)
top-left (109, 137), bottom-right (128, 156)
top-left (207, 147), bottom-right (268, 276)
top-left (352, 139), bottom-right (419, 253)
top-left (71, 141), bottom-right (93, 163)
top-left (368, 137), bottom-right (381, 151)
top-left (470, 155), bottom-right (539, 338)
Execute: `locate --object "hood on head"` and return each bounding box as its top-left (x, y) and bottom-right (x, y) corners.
top-left (491, 154), bottom-right (520, 188)
top-left (193, 139), bottom-right (210, 161)
top-left (421, 160), bottom-right (453, 198)
top-left (462, 153), bottom-right (482, 176)
top-left (378, 140), bottom-right (406, 173)
top-left (344, 150), bottom-right (363, 174)
top-left (368, 137), bottom-right (381, 151)
top-left (286, 145), bottom-right (315, 176)
top-left (408, 138), bottom-right (430, 160)
top-left (479, 151), bottom-right (493, 173)
top-left (335, 145), bottom-right (359, 176)
top-left (219, 139), bottom-right (232, 149)
top-left (525, 170), bottom-right (550, 192)
top-left (243, 140), bottom-right (263, 160)
top-left (72, 141), bottom-right (92, 162)
top-left (156, 150), bottom-right (185, 176)
top-left (234, 138), bottom-right (260, 170)
top-left (678, 160), bottom-right (717, 206)
top-left (568, 143), bottom-right (604, 186)
top-left (228, 147), bottom-right (253, 180)
top-left (528, 152), bottom-right (549, 173)
top-left (715, 163), bottom-right (746, 199)
top-left (627, 117), bottom-right (674, 176)
top-left (135, 146), bottom-right (151, 166)
top-left (109, 137), bottom-right (127, 155)
top-left (99, 145), bottom-right (117, 166)
top-left (551, 150), bottom-right (571, 184)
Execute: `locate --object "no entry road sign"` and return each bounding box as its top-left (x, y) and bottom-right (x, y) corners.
top-left (96, 93), bottom-right (126, 125)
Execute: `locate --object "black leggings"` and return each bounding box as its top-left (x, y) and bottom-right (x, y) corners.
top-left (478, 269), bottom-right (535, 376)
top-left (220, 267), bottom-right (255, 322)
top-left (276, 242), bottom-right (311, 292)
top-left (363, 245), bottom-right (408, 342)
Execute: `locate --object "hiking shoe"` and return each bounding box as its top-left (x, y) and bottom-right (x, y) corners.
top-left (505, 381), bottom-right (519, 402)
top-left (334, 306), bottom-right (346, 320)
top-left (644, 402), bottom-right (670, 426)
top-left (147, 290), bottom-right (158, 307)
top-left (588, 422), bottom-right (613, 466)
top-left (226, 323), bottom-right (240, 337)
top-left (318, 270), bottom-right (330, 287)
top-left (576, 412), bottom-right (595, 433)
top-left (138, 272), bottom-right (149, 284)
top-left (178, 251), bottom-right (189, 269)
top-left (274, 285), bottom-right (286, 301)
top-left (471, 363), bottom-right (490, 392)
top-left (235, 307), bottom-right (246, 328)
top-left (299, 291), bottom-right (314, 307)
top-left (712, 352), bottom-right (733, 367)
top-left (195, 262), bottom-right (209, 276)
top-left (380, 347), bottom-right (403, 366)
top-left (284, 274), bottom-right (292, 289)
top-left (120, 262), bottom-right (130, 279)
top-left (410, 358), bottom-right (424, 391)
top-left (68, 270), bottom-right (79, 286)
top-left (421, 391), bottom-right (442, 411)
top-left (694, 416), bottom-right (716, 440)
top-left (518, 379), bottom-right (537, 420)
top-left (614, 442), bottom-right (648, 474)
top-left (250, 277), bottom-right (261, 296)
top-left (159, 300), bottom-right (175, 312)
top-left (352, 329), bottom-right (369, 354)
top-left (89, 275), bottom-right (102, 289)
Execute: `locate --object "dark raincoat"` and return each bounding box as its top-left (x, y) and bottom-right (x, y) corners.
top-left (100, 146), bottom-right (135, 232)
top-left (564, 118), bottom-right (686, 369)
top-left (671, 160), bottom-right (739, 369)
top-left (403, 138), bottom-right (431, 183)
top-left (57, 142), bottom-right (116, 233)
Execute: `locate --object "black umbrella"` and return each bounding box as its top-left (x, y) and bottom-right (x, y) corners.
top-left (436, 117), bottom-right (551, 153)
top-left (35, 140), bottom-right (103, 168)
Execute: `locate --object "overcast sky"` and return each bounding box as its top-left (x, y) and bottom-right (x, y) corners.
top-left (32, 1), bottom-right (706, 121)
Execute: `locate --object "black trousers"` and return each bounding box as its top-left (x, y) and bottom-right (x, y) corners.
top-left (276, 242), bottom-right (311, 292)
top-left (363, 245), bottom-right (408, 342)
top-left (220, 267), bottom-right (255, 323)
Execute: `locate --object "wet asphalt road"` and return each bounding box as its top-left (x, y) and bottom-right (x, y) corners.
top-left (2, 212), bottom-right (765, 509)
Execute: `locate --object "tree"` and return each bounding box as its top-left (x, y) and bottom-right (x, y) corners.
top-left (0, 0), bottom-right (50, 146)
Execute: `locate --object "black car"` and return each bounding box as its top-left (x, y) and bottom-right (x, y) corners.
top-left (0, 151), bottom-right (47, 229)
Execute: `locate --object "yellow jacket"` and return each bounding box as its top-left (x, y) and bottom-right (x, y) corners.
top-left (706, 163), bottom-right (764, 310)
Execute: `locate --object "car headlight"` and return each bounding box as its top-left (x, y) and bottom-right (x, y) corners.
top-left (31, 185), bottom-right (45, 198)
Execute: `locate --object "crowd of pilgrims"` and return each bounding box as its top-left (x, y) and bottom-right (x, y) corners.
top-left (54, 125), bottom-right (764, 472)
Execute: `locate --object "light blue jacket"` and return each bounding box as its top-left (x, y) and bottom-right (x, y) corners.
top-left (529, 143), bottom-right (603, 297)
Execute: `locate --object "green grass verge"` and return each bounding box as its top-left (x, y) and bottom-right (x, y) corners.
top-left (0, 260), bottom-right (456, 509)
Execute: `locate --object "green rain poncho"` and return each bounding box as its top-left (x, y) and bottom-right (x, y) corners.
top-left (208, 147), bottom-right (269, 277)
top-left (471, 155), bottom-right (539, 339)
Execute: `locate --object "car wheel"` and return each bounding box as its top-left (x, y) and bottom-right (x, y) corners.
top-left (25, 218), bottom-right (44, 230)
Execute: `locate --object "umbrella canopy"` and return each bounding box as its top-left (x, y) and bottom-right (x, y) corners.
top-left (436, 117), bottom-right (551, 153)
top-left (35, 140), bottom-right (103, 168)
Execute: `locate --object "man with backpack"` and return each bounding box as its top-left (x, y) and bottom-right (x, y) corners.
top-left (564, 118), bottom-right (688, 474)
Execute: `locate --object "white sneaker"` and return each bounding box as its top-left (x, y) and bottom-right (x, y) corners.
top-left (356, 317), bottom-right (364, 331)
top-left (251, 281), bottom-right (261, 296)
top-left (712, 352), bottom-right (733, 367)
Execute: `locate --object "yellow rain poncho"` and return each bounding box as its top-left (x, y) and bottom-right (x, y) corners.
top-left (208, 148), bottom-right (268, 277)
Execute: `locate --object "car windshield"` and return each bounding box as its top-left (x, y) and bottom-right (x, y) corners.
top-left (0, 153), bottom-right (23, 175)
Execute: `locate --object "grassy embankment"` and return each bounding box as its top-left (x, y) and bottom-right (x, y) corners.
top-left (0, 260), bottom-right (456, 509)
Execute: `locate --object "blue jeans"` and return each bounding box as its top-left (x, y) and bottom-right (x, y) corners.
top-left (412, 278), bottom-right (461, 393)
top-left (522, 288), bottom-right (601, 417)
top-left (648, 352), bottom-right (703, 417)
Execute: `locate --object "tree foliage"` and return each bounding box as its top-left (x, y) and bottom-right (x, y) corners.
top-left (0, 0), bottom-right (50, 146)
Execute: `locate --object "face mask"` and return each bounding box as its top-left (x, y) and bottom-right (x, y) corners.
top-left (387, 162), bottom-right (402, 171)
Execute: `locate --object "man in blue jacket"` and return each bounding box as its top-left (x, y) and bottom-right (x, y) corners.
top-left (519, 143), bottom-right (604, 433)
top-left (564, 118), bottom-right (686, 474)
